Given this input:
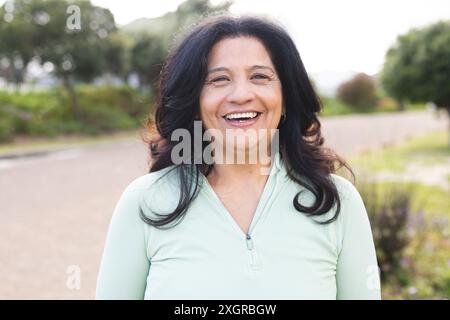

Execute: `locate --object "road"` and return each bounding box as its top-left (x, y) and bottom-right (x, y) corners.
top-left (0, 110), bottom-right (447, 299)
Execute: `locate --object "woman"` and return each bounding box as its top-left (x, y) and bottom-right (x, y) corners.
top-left (96, 14), bottom-right (381, 300)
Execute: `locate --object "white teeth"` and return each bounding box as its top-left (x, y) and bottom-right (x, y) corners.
top-left (225, 112), bottom-right (258, 120)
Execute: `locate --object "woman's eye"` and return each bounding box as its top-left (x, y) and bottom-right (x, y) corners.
top-left (211, 76), bottom-right (229, 83)
top-left (205, 74), bottom-right (273, 86)
top-left (251, 74), bottom-right (272, 84)
top-left (252, 74), bottom-right (270, 80)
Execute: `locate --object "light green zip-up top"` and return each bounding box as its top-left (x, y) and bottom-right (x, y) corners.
top-left (96, 152), bottom-right (381, 300)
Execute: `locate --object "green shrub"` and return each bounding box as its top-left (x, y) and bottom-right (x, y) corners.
top-left (355, 177), bottom-right (450, 299)
top-left (357, 179), bottom-right (415, 282)
top-left (0, 85), bottom-right (153, 140)
top-left (77, 85), bottom-right (152, 118)
top-left (0, 113), bottom-right (15, 142)
top-left (319, 96), bottom-right (354, 116)
top-left (336, 73), bottom-right (377, 111)
top-left (79, 104), bottom-right (138, 134)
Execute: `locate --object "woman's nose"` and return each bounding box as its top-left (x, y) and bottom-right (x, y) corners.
top-left (225, 78), bottom-right (255, 105)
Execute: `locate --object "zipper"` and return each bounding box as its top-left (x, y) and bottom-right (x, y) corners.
top-left (201, 152), bottom-right (282, 272)
top-left (246, 233), bottom-right (259, 271)
top-left (245, 233), bottom-right (254, 250)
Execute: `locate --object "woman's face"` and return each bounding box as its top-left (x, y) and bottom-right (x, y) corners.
top-left (199, 36), bottom-right (283, 154)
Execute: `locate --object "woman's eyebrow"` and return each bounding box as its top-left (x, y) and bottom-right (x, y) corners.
top-left (207, 65), bottom-right (275, 74)
top-left (207, 67), bottom-right (229, 74)
top-left (250, 65), bottom-right (275, 73)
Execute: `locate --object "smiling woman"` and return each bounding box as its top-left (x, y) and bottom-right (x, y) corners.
top-left (96, 14), bottom-right (381, 300)
top-left (200, 37), bottom-right (283, 156)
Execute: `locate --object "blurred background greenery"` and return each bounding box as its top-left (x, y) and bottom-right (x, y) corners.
top-left (0, 0), bottom-right (448, 300)
top-left (0, 0), bottom-right (448, 143)
top-left (338, 130), bottom-right (449, 299)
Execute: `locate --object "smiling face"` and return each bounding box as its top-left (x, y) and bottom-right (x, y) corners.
top-left (199, 36), bottom-right (283, 155)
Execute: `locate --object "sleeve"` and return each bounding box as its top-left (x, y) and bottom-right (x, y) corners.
top-left (95, 178), bottom-right (151, 300)
top-left (335, 179), bottom-right (381, 300)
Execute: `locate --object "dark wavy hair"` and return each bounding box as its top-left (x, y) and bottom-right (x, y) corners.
top-left (141, 14), bottom-right (354, 229)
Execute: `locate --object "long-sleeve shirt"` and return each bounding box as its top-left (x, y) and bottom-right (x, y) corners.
top-left (95, 152), bottom-right (381, 299)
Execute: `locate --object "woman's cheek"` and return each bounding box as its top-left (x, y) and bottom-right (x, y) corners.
top-left (201, 96), bottom-right (222, 118)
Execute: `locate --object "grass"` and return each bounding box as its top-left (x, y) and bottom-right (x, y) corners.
top-left (353, 179), bottom-right (449, 218)
top-left (347, 177), bottom-right (450, 299)
top-left (319, 96), bottom-right (356, 116)
top-left (319, 95), bottom-right (427, 117)
top-left (406, 182), bottom-right (448, 219)
top-left (347, 130), bottom-right (450, 173)
top-left (339, 129), bottom-right (450, 299)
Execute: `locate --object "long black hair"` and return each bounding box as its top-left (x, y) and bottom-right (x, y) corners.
top-left (141, 14), bottom-right (354, 228)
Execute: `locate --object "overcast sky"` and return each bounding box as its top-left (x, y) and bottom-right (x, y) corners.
top-left (88, 0), bottom-right (450, 75)
top-left (2, 0), bottom-right (449, 76)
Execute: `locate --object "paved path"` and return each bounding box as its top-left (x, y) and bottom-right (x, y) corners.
top-left (321, 110), bottom-right (447, 156)
top-left (0, 110), bottom-right (447, 299)
top-left (0, 138), bottom-right (149, 299)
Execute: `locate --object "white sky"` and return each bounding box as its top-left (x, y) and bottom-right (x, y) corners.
top-left (89, 0), bottom-right (450, 75)
top-left (2, 0), bottom-right (450, 75)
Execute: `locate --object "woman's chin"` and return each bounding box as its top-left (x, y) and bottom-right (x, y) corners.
top-left (221, 140), bottom-right (263, 161)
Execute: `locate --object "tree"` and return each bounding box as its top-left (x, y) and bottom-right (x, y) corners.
top-left (0, 0), bottom-right (36, 88)
top-left (380, 20), bottom-right (450, 140)
top-left (103, 32), bottom-right (133, 81)
top-left (128, 0), bottom-right (232, 92)
top-left (131, 34), bottom-right (166, 91)
top-left (336, 73), bottom-right (377, 111)
top-left (0, 0), bottom-right (125, 118)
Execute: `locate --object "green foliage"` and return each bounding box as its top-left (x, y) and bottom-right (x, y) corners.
top-left (131, 34), bottom-right (166, 89)
top-left (122, 0), bottom-right (232, 40)
top-left (77, 104), bottom-right (137, 134)
top-left (349, 130), bottom-right (449, 173)
top-left (343, 130), bottom-right (450, 299)
top-left (0, 0), bottom-right (35, 83)
top-left (357, 179), bottom-right (414, 281)
top-left (76, 85), bottom-right (152, 118)
top-left (102, 32), bottom-right (134, 79)
top-left (336, 73), bottom-right (377, 111)
top-left (319, 96), bottom-right (357, 116)
top-left (0, 0), bottom-right (122, 81)
top-left (0, 113), bottom-right (15, 142)
top-left (125, 0), bottom-right (232, 90)
top-left (0, 0), bottom-right (131, 119)
top-left (0, 86), bottom-right (151, 140)
top-left (354, 178), bottom-right (450, 299)
top-left (319, 95), bottom-right (425, 117)
top-left (380, 20), bottom-right (450, 111)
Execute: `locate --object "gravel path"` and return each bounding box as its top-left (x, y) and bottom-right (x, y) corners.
top-left (0, 110), bottom-right (447, 299)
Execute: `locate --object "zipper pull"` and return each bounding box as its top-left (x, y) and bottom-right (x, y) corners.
top-left (246, 233), bottom-right (254, 250)
top-left (246, 233), bottom-right (259, 270)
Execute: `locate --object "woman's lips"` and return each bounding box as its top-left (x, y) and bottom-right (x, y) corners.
top-left (222, 112), bottom-right (262, 128)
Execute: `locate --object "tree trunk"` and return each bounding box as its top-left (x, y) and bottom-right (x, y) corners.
top-left (62, 75), bottom-right (81, 119)
top-left (397, 99), bottom-right (405, 111)
top-left (13, 66), bottom-right (24, 93)
top-left (446, 107), bottom-right (450, 147)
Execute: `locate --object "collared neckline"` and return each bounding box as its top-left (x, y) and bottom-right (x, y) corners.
top-left (200, 151), bottom-right (286, 239)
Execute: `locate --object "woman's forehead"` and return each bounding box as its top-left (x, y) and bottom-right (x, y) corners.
top-left (207, 36), bottom-right (274, 68)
